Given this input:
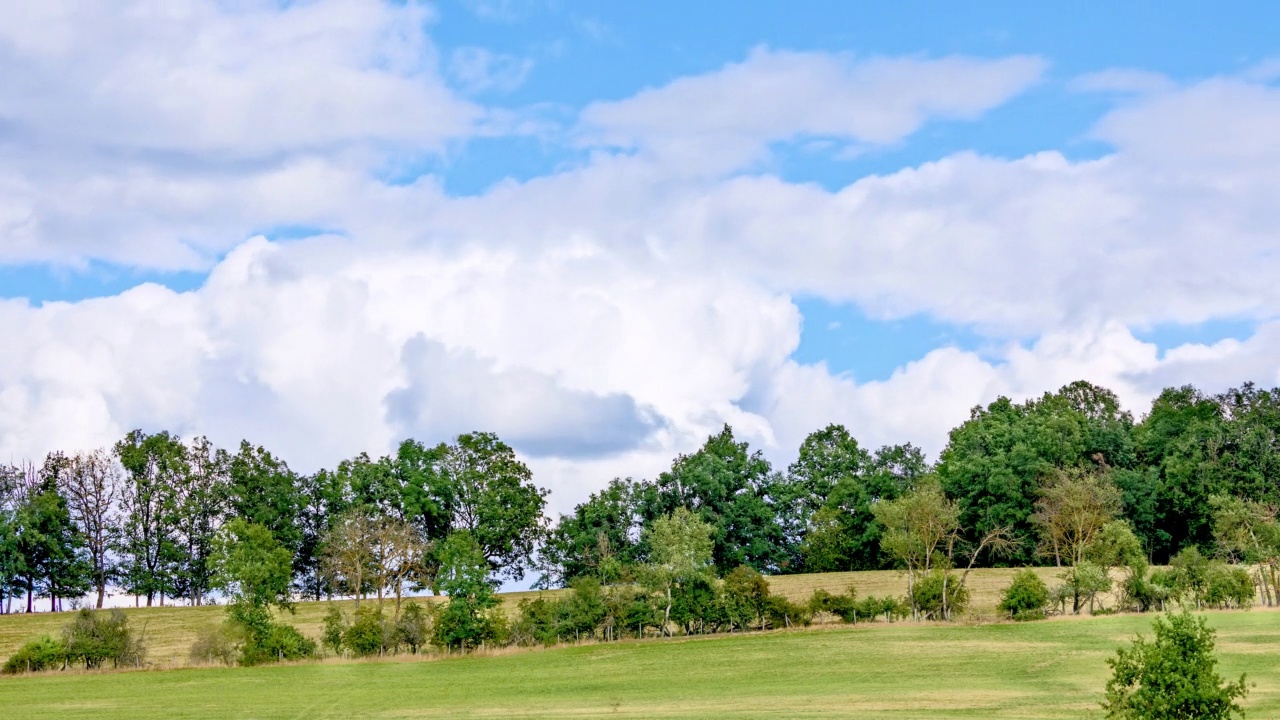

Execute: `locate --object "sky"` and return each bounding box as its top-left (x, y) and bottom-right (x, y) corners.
top-left (2, 0), bottom-right (1279, 517)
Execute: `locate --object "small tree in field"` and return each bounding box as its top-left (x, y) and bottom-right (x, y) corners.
top-left (1103, 611), bottom-right (1248, 720)
top-left (999, 569), bottom-right (1049, 620)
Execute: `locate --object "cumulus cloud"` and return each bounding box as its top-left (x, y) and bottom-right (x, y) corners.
top-left (1, 27), bottom-right (1279, 514)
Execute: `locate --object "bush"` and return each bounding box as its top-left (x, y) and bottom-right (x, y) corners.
top-left (62, 609), bottom-right (144, 669)
top-left (225, 603), bottom-right (317, 666)
top-left (999, 569), bottom-right (1050, 621)
top-left (724, 566), bottom-right (772, 629)
top-left (189, 624), bottom-right (239, 666)
top-left (1103, 611), bottom-right (1247, 720)
top-left (808, 588), bottom-right (858, 623)
top-left (1204, 565), bottom-right (1255, 609)
top-left (3, 636), bottom-right (67, 674)
top-left (513, 596), bottom-right (564, 646)
top-left (394, 602), bottom-right (433, 654)
top-left (911, 570), bottom-right (969, 620)
top-left (763, 594), bottom-right (811, 629)
top-left (344, 606), bottom-right (390, 657)
top-left (321, 605), bottom-right (347, 655)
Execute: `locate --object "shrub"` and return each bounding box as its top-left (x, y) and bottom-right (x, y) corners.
top-left (394, 602), bottom-right (432, 654)
top-left (1204, 565), bottom-right (1255, 609)
top-left (321, 605), bottom-right (347, 655)
top-left (808, 588), bottom-right (858, 623)
top-left (344, 606), bottom-right (389, 657)
top-left (724, 566), bottom-right (772, 629)
top-left (2, 636), bottom-right (67, 674)
top-left (189, 624), bottom-right (239, 666)
top-left (911, 570), bottom-right (969, 620)
top-left (62, 609), bottom-right (144, 669)
top-left (763, 594), bottom-right (811, 629)
top-left (563, 576), bottom-right (608, 639)
top-left (513, 596), bottom-right (564, 646)
top-left (1103, 611), bottom-right (1248, 720)
top-left (999, 569), bottom-right (1050, 621)
top-left (226, 603), bottom-right (317, 666)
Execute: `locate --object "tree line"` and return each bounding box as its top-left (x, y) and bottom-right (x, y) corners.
top-left (2, 380), bottom-right (1279, 619)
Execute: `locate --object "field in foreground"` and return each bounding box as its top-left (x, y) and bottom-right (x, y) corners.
top-left (0, 567), bottom-right (1072, 667)
top-left (2, 609), bottom-right (1277, 719)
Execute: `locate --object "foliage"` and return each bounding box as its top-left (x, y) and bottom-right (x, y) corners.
top-left (723, 565), bottom-right (772, 629)
top-left (2, 635), bottom-right (66, 674)
top-left (212, 519), bottom-right (294, 610)
top-left (62, 608), bottom-right (144, 669)
top-left (639, 426), bottom-right (788, 574)
top-left (910, 570), bottom-right (970, 620)
top-left (190, 623), bottom-right (239, 666)
top-left (394, 601), bottom-right (432, 654)
top-left (344, 606), bottom-right (389, 657)
top-left (1103, 611), bottom-right (1248, 720)
top-left (999, 569), bottom-right (1050, 620)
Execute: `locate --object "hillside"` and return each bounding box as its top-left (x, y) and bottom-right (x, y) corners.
top-left (2, 608), bottom-right (1277, 719)
top-left (0, 568), bottom-right (1072, 667)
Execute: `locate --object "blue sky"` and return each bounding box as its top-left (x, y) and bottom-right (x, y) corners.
top-left (1, 0), bottom-right (1278, 503)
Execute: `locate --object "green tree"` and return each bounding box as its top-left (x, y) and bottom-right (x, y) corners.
top-left (541, 478), bottom-right (641, 586)
top-left (640, 425), bottom-right (787, 574)
top-left (642, 507), bottom-right (715, 635)
top-left (938, 381), bottom-right (1134, 565)
top-left (1103, 611), bottom-right (1248, 720)
top-left (115, 430), bottom-right (185, 606)
top-left (171, 437), bottom-right (229, 606)
top-left (16, 465), bottom-right (91, 612)
top-left (810, 443), bottom-right (927, 571)
top-left (228, 441), bottom-right (303, 569)
top-left (722, 564), bottom-right (771, 629)
top-left (212, 519), bottom-right (294, 610)
top-left (432, 531), bottom-right (499, 650)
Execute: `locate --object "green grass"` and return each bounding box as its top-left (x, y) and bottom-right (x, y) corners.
top-left (0, 568), bottom-right (1073, 667)
top-left (2, 609), bottom-right (1277, 719)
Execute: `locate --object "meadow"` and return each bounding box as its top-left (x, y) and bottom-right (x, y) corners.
top-left (0, 568), bottom-right (1069, 666)
top-left (1, 608), bottom-right (1277, 719)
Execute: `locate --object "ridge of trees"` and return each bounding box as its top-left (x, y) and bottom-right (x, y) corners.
top-left (1, 380), bottom-right (1279, 628)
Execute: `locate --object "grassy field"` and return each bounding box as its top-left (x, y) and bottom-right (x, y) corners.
top-left (0, 568), bottom-right (1075, 667)
top-left (1, 608), bottom-right (1276, 719)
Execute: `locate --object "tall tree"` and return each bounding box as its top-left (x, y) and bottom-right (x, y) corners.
top-left (541, 478), bottom-right (641, 586)
top-left (938, 381), bottom-right (1134, 565)
top-left (172, 437), bottom-right (229, 606)
top-left (18, 461), bottom-right (91, 612)
top-left (227, 441), bottom-right (303, 570)
top-left (115, 430), bottom-right (186, 606)
top-left (436, 432), bottom-right (548, 581)
top-left (639, 425), bottom-right (787, 574)
top-left (1032, 467), bottom-right (1123, 567)
top-left (60, 450), bottom-right (122, 608)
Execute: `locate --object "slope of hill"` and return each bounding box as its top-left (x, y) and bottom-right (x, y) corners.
top-left (1, 608), bottom-right (1276, 719)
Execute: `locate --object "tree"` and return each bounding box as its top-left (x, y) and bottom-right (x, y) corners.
top-left (211, 519), bottom-right (294, 611)
top-left (115, 430), bottom-right (185, 606)
top-left (722, 565), bottom-right (771, 630)
top-left (16, 459), bottom-right (91, 612)
top-left (1103, 611), bottom-right (1248, 720)
top-left (227, 441), bottom-right (303, 566)
top-left (402, 433), bottom-right (547, 582)
top-left (371, 516), bottom-right (427, 616)
top-left (322, 509), bottom-right (379, 607)
top-left (640, 425), bottom-right (787, 574)
top-left (59, 450), bottom-right (121, 608)
top-left (171, 437), bottom-right (229, 606)
top-left (808, 443), bottom-right (927, 571)
top-left (432, 531), bottom-right (499, 650)
top-left (874, 481), bottom-right (1013, 620)
top-left (1209, 494), bottom-right (1279, 606)
top-left (1033, 468), bottom-right (1123, 567)
top-left (642, 507), bottom-right (715, 635)
top-left (541, 478), bottom-right (641, 586)
top-left (778, 425), bottom-right (870, 562)
top-left (938, 382), bottom-right (1134, 565)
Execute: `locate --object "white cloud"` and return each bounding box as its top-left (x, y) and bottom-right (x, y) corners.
top-left (576, 48), bottom-right (1047, 173)
top-left (1070, 68), bottom-right (1175, 94)
top-left (448, 47), bottom-right (535, 95)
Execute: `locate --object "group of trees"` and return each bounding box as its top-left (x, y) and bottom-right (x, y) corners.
top-left (2, 380), bottom-right (1279, 625)
top-left (0, 431), bottom-right (547, 615)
